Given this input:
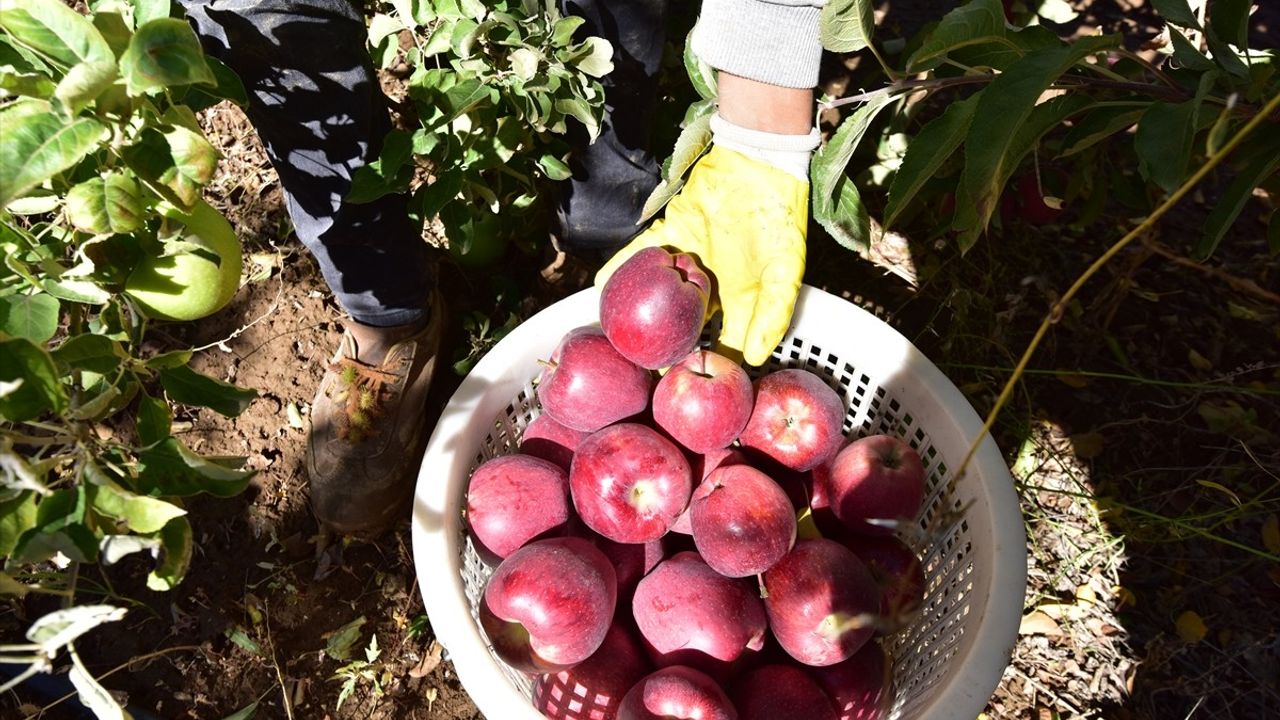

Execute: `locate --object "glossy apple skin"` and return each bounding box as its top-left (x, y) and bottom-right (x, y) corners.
top-left (690, 465), bottom-right (797, 577)
top-left (730, 664), bottom-right (838, 720)
top-left (632, 552), bottom-right (768, 678)
top-left (539, 326), bottom-right (653, 432)
top-left (521, 414), bottom-right (591, 471)
top-left (762, 539), bottom-right (880, 666)
top-left (671, 448), bottom-right (744, 535)
top-left (587, 532), bottom-right (667, 605)
top-left (653, 350), bottom-right (754, 453)
top-left (534, 622), bottom-right (652, 720)
top-left (570, 423), bottom-right (692, 543)
top-left (843, 535), bottom-right (925, 634)
top-left (466, 454), bottom-right (571, 562)
top-left (600, 246), bottom-right (711, 370)
top-left (617, 666), bottom-right (738, 720)
top-left (480, 537), bottom-right (617, 674)
top-left (826, 434), bottom-right (925, 535)
top-left (808, 642), bottom-right (894, 720)
top-left (740, 369), bottom-right (845, 472)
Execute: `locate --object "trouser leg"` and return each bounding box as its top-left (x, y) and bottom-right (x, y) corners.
top-left (177, 0), bottom-right (435, 327)
top-left (554, 0), bottom-right (670, 254)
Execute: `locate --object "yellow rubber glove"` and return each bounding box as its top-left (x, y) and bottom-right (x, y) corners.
top-left (596, 145), bottom-right (809, 367)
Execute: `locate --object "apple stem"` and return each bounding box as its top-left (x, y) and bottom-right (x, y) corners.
top-left (756, 573), bottom-right (769, 600)
top-left (536, 358), bottom-right (557, 370)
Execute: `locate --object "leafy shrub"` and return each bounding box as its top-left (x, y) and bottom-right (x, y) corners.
top-left (1, 0), bottom-right (255, 711)
top-left (357, 0), bottom-right (615, 266)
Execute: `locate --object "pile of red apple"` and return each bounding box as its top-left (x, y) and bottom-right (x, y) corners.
top-left (465, 248), bottom-right (928, 720)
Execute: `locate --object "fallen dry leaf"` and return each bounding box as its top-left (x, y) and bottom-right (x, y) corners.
top-left (1175, 610), bottom-right (1208, 643)
top-left (1069, 432), bottom-right (1105, 459)
top-left (1019, 610), bottom-right (1064, 636)
top-left (409, 640), bottom-right (443, 679)
top-left (1263, 514), bottom-right (1280, 556)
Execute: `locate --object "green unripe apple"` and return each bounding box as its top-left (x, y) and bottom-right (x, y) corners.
top-left (124, 199), bottom-right (242, 321)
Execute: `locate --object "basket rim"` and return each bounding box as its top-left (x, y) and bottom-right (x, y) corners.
top-left (410, 284), bottom-right (1025, 720)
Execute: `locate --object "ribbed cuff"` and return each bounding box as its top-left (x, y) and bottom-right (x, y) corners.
top-left (691, 0), bottom-right (825, 89)
top-left (711, 113), bottom-right (817, 181)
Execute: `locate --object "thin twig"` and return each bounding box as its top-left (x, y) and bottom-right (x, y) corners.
top-left (1140, 237), bottom-right (1280, 306)
top-left (26, 645), bottom-right (204, 719)
top-left (952, 90), bottom-right (1280, 484)
top-left (1115, 47), bottom-right (1180, 89)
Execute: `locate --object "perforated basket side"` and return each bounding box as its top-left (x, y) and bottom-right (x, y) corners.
top-left (412, 286), bottom-right (1025, 720)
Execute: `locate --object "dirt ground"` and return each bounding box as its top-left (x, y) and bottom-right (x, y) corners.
top-left (4, 1), bottom-right (1279, 719)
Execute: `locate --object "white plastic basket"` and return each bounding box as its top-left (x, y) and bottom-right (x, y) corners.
top-left (411, 285), bottom-right (1025, 720)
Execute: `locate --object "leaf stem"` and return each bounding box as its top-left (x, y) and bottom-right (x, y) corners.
top-left (867, 42), bottom-right (901, 81)
top-left (951, 89), bottom-right (1280, 484)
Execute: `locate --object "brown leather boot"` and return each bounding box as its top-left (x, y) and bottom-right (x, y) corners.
top-left (306, 292), bottom-right (443, 535)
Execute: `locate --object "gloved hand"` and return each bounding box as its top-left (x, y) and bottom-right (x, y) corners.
top-left (596, 114), bottom-right (818, 366)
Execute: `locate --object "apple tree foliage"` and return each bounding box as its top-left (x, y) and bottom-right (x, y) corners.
top-left (353, 0), bottom-right (614, 265)
top-left (0, 0), bottom-right (257, 711)
top-left (651, 0), bottom-right (1279, 260)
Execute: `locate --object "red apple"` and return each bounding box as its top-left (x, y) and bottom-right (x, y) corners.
top-left (740, 369), bottom-right (845, 472)
top-left (653, 349), bottom-right (754, 453)
top-left (671, 448), bottom-right (745, 535)
top-left (632, 552), bottom-right (768, 678)
top-left (762, 539), bottom-right (880, 666)
top-left (521, 414), bottom-right (591, 471)
top-left (570, 423), bottom-right (692, 543)
top-left (825, 435), bottom-right (925, 536)
top-left (808, 643), bottom-right (894, 720)
top-left (618, 666), bottom-right (738, 720)
top-left (480, 537), bottom-right (617, 673)
top-left (466, 454), bottom-right (571, 562)
top-left (843, 535), bottom-right (925, 634)
top-left (600, 246), bottom-right (711, 369)
top-left (535, 622), bottom-right (652, 720)
top-left (587, 532), bottom-right (667, 605)
top-left (690, 465), bottom-right (796, 577)
top-left (730, 664), bottom-right (837, 720)
top-left (539, 326), bottom-right (653, 432)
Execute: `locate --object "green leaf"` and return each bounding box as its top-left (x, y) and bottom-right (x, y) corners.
top-left (88, 481), bottom-right (187, 534)
top-left (907, 0), bottom-right (1058, 72)
top-left (1204, 26), bottom-right (1249, 80)
top-left (1135, 99), bottom-right (1203, 193)
top-left (0, 101), bottom-right (105, 207)
top-left (1059, 106), bottom-right (1144, 158)
top-left (1196, 134), bottom-right (1280, 260)
top-left (884, 93), bottom-right (979, 229)
top-left (1210, 0), bottom-right (1251, 48)
top-left (326, 616), bottom-right (367, 661)
top-left (415, 170), bottom-right (463, 219)
top-left (815, 174), bottom-right (871, 252)
top-left (65, 173), bottom-right (144, 234)
top-left (346, 129), bottom-right (414, 204)
top-left (551, 16), bottom-right (584, 46)
top-left (176, 56), bottom-right (249, 110)
top-left (538, 154), bottom-right (572, 181)
top-left (638, 113), bottom-right (712, 222)
top-left (573, 37), bottom-right (613, 78)
top-left (0, 336), bottom-right (67, 421)
top-left (1151, 0), bottom-right (1201, 29)
top-left (820, 0), bottom-right (875, 53)
top-left (52, 333), bottom-right (124, 374)
top-left (133, 0), bottom-right (173, 27)
top-left (146, 515), bottom-right (192, 590)
top-left (952, 36), bottom-right (1118, 246)
top-left (1168, 27), bottom-right (1216, 72)
top-left (226, 627), bottom-right (263, 656)
top-left (143, 348), bottom-right (192, 369)
top-left (0, 491), bottom-right (38, 557)
top-left (53, 59), bottom-right (117, 116)
top-left (136, 391), bottom-right (171, 445)
top-left (92, 10), bottom-right (133, 58)
top-left (122, 123), bottom-right (218, 210)
top-left (0, 293), bottom-right (60, 342)
top-left (25, 605), bottom-right (126, 653)
top-left (137, 437), bottom-right (253, 497)
top-left (810, 93), bottom-right (898, 245)
top-left (509, 46), bottom-right (539, 81)
top-left (682, 30), bottom-right (716, 100)
top-left (159, 364), bottom-right (256, 417)
top-left (13, 487), bottom-right (98, 563)
top-left (556, 96), bottom-right (601, 141)
top-left (0, 0), bottom-right (115, 68)
top-left (41, 276), bottom-right (112, 305)
top-left (0, 68), bottom-right (56, 99)
top-left (120, 18), bottom-right (214, 95)
top-left (220, 702), bottom-right (258, 720)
